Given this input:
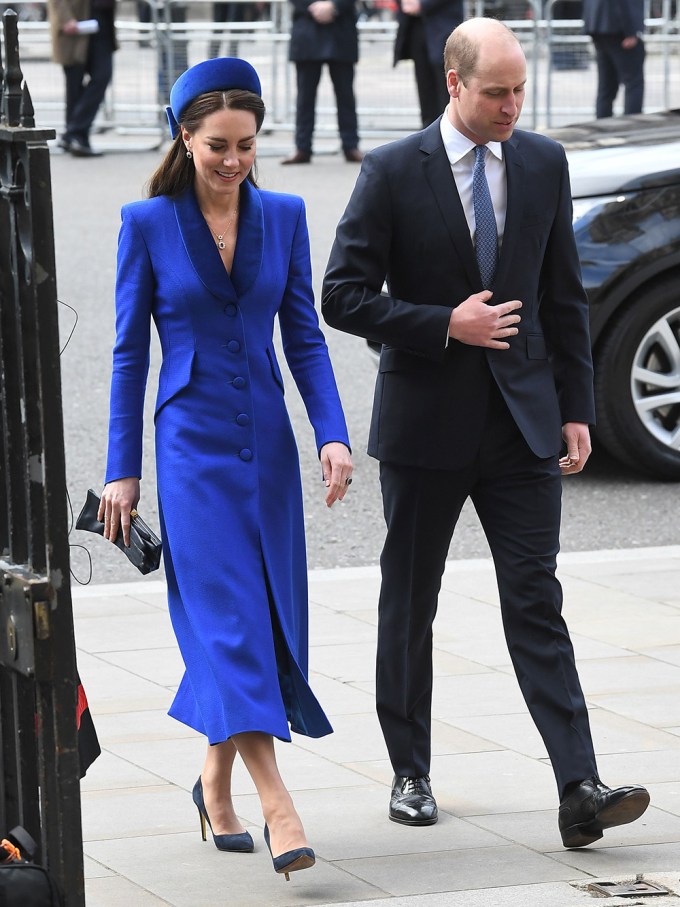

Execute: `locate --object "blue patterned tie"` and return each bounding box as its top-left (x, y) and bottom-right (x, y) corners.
top-left (472, 144), bottom-right (498, 290)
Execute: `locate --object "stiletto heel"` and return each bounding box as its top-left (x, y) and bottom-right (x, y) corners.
top-left (192, 777), bottom-right (254, 853)
top-left (263, 823), bottom-right (315, 881)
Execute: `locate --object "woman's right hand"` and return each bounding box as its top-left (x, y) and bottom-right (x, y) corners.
top-left (97, 477), bottom-right (140, 547)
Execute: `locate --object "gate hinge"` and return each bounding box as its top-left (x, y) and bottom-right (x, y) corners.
top-left (0, 561), bottom-right (51, 677)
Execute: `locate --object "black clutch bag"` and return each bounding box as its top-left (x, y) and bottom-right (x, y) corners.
top-left (76, 488), bottom-right (162, 575)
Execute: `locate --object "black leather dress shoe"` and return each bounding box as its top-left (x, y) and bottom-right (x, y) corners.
top-left (343, 147), bottom-right (363, 163)
top-left (389, 775), bottom-right (438, 826)
top-left (559, 777), bottom-right (650, 848)
top-left (69, 138), bottom-right (103, 158)
top-left (281, 150), bottom-right (311, 165)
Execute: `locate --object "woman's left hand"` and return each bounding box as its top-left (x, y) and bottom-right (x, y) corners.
top-left (320, 442), bottom-right (353, 508)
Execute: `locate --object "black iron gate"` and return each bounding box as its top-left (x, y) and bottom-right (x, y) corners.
top-left (0, 10), bottom-right (85, 906)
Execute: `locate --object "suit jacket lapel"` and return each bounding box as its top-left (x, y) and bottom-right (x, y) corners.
top-left (420, 123), bottom-right (480, 289)
top-left (495, 134), bottom-right (524, 290)
top-left (173, 180), bottom-right (264, 301)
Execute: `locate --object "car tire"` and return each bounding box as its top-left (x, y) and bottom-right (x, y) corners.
top-left (594, 277), bottom-right (680, 480)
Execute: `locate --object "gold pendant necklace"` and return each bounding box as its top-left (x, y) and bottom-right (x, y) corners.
top-left (206, 205), bottom-right (239, 250)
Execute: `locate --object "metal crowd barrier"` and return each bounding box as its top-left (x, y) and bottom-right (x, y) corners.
top-left (5, 0), bottom-right (680, 146)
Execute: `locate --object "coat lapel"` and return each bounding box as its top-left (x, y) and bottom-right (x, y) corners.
top-left (231, 179), bottom-right (264, 299)
top-left (420, 123), bottom-right (480, 289)
top-left (173, 180), bottom-right (264, 301)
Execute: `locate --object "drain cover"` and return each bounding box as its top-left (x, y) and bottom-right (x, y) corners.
top-left (588, 880), bottom-right (670, 897)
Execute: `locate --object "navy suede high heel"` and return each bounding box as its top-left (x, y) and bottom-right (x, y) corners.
top-left (263, 823), bottom-right (315, 881)
top-left (192, 777), bottom-right (254, 852)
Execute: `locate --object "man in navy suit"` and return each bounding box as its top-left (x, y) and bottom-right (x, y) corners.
top-left (582, 0), bottom-right (645, 118)
top-left (323, 17), bottom-right (650, 847)
top-left (282, 0), bottom-right (362, 163)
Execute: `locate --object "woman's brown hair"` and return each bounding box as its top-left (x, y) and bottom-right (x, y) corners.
top-left (147, 89), bottom-right (266, 198)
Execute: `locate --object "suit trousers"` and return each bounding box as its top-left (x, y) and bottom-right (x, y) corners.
top-left (592, 35), bottom-right (645, 118)
top-left (294, 60), bottom-right (359, 154)
top-left (63, 9), bottom-right (114, 143)
top-left (376, 380), bottom-right (598, 799)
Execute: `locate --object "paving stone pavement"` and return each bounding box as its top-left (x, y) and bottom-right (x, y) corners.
top-left (75, 545), bottom-right (680, 906)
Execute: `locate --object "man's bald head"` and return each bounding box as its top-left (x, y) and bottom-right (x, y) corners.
top-left (444, 17), bottom-right (522, 83)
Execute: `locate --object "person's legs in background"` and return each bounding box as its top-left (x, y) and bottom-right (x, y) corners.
top-left (61, 61), bottom-right (86, 148)
top-left (64, 12), bottom-right (114, 154)
top-left (614, 38), bottom-right (645, 114)
top-left (327, 60), bottom-right (361, 160)
top-left (282, 60), bottom-right (322, 163)
top-left (593, 35), bottom-right (621, 118)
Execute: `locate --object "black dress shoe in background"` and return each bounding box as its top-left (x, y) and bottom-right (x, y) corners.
top-left (343, 147), bottom-right (363, 163)
top-left (281, 149), bottom-right (311, 165)
top-left (389, 775), bottom-right (438, 826)
top-left (69, 138), bottom-right (103, 158)
top-left (559, 777), bottom-right (650, 848)
top-left (57, 135), bottom-right (72, 152)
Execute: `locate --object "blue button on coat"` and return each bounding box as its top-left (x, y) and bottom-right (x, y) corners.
top-left (105, 180), bottom-right (350, 742)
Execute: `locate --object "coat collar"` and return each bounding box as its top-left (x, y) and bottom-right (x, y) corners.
top-left (173, 179), bottom-right (264, 300)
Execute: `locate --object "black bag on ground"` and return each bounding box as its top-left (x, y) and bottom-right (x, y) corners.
top-left (0, 827), bottom-right (65, 907)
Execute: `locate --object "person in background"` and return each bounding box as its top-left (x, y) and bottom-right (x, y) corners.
top-left (48, 0), bottom-right (116, 156)
top-left (99, 57), bottom-right (352, 881)
top-left (210, 0), bottom-right (247, 58)
top-left (322, 17), bottom-right (650, 848)
top-left (393, 0), bottom-right (463, 127)
top-left (282, 0), bottom-right (362, 164)
top-left (582, 0), bottom-right (645, 117)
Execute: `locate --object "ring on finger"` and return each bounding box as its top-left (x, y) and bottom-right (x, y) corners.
top-left (345, 477), bottom-right (353, 486)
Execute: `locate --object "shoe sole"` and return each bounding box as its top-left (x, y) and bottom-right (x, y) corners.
top-left (389, 813), bottom-right (438, 827)
top-left (276, 853), bottom-right (315, 876)
top-left (597, 788), bottom-right (650, 829)
top-left (561, 789), bottom-right (650, 848)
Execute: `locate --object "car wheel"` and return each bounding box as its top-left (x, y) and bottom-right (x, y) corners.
top-left (594, 277), bottom-right (680, 480)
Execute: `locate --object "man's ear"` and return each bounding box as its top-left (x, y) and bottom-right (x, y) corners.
top-left (446, 69), bottom-right (461, 99)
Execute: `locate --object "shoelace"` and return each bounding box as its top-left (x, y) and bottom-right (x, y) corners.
top-left (404, 775), bottom-right (430, 795)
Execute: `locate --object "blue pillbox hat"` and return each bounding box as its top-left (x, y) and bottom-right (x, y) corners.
top-left (166, 57), bottom-right (262, 138)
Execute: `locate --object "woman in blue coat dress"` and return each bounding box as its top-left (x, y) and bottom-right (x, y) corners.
top-left (99, 57), bottom-right (352, 881)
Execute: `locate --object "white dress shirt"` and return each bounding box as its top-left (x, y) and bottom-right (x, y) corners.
top-left (439, 113), bottom-right (507, 249)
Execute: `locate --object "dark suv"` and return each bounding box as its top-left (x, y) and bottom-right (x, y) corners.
top-left (367, 110), bottom-right (680, 480)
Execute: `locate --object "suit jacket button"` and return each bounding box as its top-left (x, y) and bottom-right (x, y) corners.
top-left (232, 377), bottom-right (246, 389)
top-left (223, 304), bottom-right (237, 317)
top-left (236, 413), bottom-right (250, 426)
top-left (227, 340), bottom-right (241, 353)
top-left (239, 448), bottom-right (253, 461)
